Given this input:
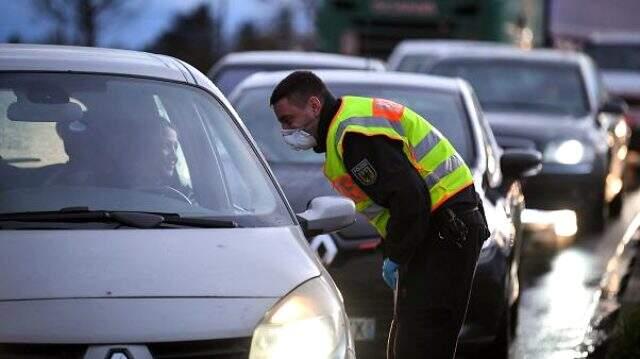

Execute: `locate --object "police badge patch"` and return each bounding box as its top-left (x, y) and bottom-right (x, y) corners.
top-left (351, 159), bottom-right (378, 186)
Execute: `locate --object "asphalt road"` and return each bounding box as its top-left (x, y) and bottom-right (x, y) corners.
top-left (510, 188), bottom-right (640, 358)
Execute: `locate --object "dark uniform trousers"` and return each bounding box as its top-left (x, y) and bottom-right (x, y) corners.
top-left (390, 205), bottom-right (488, 359)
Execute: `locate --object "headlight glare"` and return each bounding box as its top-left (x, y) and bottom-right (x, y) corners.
top-left (544, 139), bottom-right (590, 165)
top-left (250, 277), bottom-right (347, 359)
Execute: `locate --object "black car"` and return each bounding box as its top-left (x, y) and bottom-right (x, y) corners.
top-left (230, 70), bottom-right (541, 358)
top-left (390, 40), bottom-right (630, 234)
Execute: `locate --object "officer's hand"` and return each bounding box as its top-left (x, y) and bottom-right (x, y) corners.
top-left (382, 258), bottom-right (399, 290)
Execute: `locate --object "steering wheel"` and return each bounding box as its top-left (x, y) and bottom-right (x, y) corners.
top-left (138, 185), bottom-right (193, 205)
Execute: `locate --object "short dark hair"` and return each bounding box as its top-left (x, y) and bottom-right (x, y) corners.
top-left (270, 70), bottom-right (330, 107)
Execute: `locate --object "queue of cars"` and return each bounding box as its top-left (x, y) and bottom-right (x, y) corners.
top-left (0, 39), bottom-right (630, 359)
top-left (212, 43), bottom-right (629, 358)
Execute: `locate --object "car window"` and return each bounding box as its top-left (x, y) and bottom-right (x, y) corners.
top-left (212, 67), bottom-right (263, 95)
top-left (394, 54), bottom-right (438, 73)
top-left (431, 59), bottom-right (591, 117)
top-left (0, 73), bottom-right (293, 227)
top-left (585, 44), bottom-right (640, 71)
top-left (233, 84), bottom-right (475, 166)
top-left (470, 92), bottom-right (501, 186)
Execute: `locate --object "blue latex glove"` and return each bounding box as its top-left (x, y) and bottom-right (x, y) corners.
top-left (382, 258), bottom-right (399, 290)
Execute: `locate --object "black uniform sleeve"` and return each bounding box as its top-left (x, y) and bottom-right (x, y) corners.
top-left (342, 132), bottom-right (431, 265)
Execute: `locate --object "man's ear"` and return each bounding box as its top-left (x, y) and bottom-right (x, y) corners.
top-left (308, 96), bottom-right (322, 115)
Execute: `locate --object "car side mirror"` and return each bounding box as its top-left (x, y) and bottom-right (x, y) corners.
top-left (500, 149), bottom-right (542, 180)
top-left (296, 196), bottom-right (356, 237)
top-left (600, 97), bottom-right (628, 115)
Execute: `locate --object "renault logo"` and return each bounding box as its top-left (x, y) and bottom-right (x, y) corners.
top-left (106, 349), bottom-right (132, 359)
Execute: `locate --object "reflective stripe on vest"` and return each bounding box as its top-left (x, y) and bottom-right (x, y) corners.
top-left (323, 96), bottom-right (473, 238)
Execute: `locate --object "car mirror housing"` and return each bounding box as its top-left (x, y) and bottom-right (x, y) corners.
top-left (599, 97), bottom-right (628, 115)
top-left (296, 196), bottom-right (356, 237)
top-left (500, 149), bottom-right (542, 180)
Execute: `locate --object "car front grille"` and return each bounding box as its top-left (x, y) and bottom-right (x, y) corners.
top-left (0, 338), bottom-right (251, 359)
top-left (148, 338), bottom-right (251, 359)
top-left (0, 343), bottom-right (87, 359)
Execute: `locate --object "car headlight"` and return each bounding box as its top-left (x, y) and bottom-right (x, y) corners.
top-left (250, 276), bottom-right (350, 359)
top-left (543, 139), bottom-right (593, 165)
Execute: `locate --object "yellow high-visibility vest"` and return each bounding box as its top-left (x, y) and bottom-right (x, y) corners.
top-left (324, 96), bottom-right (473, 238)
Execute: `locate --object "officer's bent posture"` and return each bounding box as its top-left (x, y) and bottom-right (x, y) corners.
top-left (270, 71), bottom-right (490, 359)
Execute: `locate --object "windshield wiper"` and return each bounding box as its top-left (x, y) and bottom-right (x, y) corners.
top-left (0, 207), bottom-right (238, 229)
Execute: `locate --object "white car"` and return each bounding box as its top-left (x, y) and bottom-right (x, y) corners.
top-left (0, 44), bottom-right (356, 359)
top-left (208, 51), bottom-right (386, 95)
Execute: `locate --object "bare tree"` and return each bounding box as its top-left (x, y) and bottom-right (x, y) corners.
top-left (34, 0), bottom-right (139, 47)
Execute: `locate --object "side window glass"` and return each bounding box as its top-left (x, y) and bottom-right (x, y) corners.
top-left (472, 93), bottom-right (500, 186)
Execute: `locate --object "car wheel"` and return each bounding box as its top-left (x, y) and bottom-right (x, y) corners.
top-left (484, 305), bottom-right (511, 359)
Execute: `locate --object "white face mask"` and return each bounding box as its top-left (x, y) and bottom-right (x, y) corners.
top-left (281, 129), bottom-right (317, 151)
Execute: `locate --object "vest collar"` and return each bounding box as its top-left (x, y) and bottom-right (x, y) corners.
top-left (313, 95), bottom-right (341, 153)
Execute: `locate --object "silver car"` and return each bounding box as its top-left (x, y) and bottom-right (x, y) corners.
top-left (0, 44), bottom-right (356, 359)
top-left (208, 51), bottom-right (386, 95)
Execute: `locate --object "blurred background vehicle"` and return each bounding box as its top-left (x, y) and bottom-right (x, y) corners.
top-left (316, 0), bottom-right (546, 58)
top-left (208, 51), bottom-right (385, 95)
top-left (389, 41), bottom-right (630, 235)
top-left (583, 33), bottom-right (640, 154)
top-left (231, 69), bottom-right (541, 358)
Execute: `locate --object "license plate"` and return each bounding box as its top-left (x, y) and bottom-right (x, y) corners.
top-left (349, 317), bottom-right (376, 341)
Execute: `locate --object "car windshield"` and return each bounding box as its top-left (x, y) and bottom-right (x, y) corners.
top-left (233, 84), bottom-right (475, 165)
top-left (430, 60), bottom-right (590, 117)
top-left (212, 66), bottom-right (267, 95)
top-left (585, 44), bottom-right (640, 71)
top-left (0, 73), bottom-right (293, 227)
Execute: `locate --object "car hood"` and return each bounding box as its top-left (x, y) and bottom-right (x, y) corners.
top-left (0, 227), bottom-right (321, 301)
top-left (602, 71), bottom-right (640, 97)
top-left (0, 297), bottom-right (278, 343)
top-left (271, 162), bottom-right (378, 239)
top-left (484, 111), bottom-right (592, 149)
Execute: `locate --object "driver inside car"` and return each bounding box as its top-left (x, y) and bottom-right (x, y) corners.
top-left (113, 116), bottom-right (193, 203)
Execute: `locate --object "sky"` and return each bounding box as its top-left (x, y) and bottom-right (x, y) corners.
top-left (0, 0), bottom-right (311, 49)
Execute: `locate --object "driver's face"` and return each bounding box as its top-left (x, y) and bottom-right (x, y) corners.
top-left (159, 127), bottom-right (178, 177)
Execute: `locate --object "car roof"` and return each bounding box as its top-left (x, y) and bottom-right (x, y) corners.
top-left (212, 51), bottom-right (386, 71)
top-left (388, 39), bottom-right (590, 69)
top-left (232, 69), bottom-right (465, 95)
top-left (0, 43), bottom-right (209, 85)
top-left (586, 32), bottom-right (640, 45)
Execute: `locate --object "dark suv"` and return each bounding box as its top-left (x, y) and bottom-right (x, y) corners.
top-left (390, 40), bottom-right (630, 233)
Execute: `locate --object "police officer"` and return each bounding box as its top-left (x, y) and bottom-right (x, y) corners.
top-left (270, 71), bottom-right (489, 359)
